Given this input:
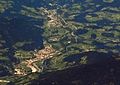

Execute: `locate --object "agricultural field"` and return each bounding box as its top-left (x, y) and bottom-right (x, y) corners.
top-left (0, 0), bottom-right (120, 84)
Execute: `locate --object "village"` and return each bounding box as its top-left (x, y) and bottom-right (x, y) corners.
top-left (14, 43), bottom-right (60, 75)
top-left (13, 8), bottom-right (66, 76)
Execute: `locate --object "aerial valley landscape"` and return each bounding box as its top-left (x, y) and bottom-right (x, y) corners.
top-left (0, 0), bottom-right (120, 85)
